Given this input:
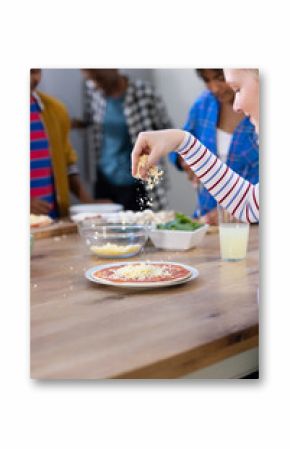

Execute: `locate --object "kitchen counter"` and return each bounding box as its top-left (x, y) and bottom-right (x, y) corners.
top-left (30, 225), bottom-right (259, 379)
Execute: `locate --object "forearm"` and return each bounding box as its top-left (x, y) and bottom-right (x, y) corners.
top-left (70, 118), bottom-right (90, 129)
top-left (68, 174), bottom-right (94, 203)
top-left (177, 132), bottom-right (259, 223)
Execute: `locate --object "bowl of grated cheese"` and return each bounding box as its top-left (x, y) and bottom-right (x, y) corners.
top-left (77, 222), bottom-right (149, 259)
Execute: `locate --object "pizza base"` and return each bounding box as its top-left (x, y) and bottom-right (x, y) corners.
top-left (92, 262), bottom-right (191, 284)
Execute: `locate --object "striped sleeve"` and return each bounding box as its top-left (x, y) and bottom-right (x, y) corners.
top-left (177, 131), bottom-right (259, 223)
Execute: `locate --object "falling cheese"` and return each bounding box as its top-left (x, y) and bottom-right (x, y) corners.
top-left (112, 263), bottom-right (170, 280)
top-left (135, 155), bottom-right (164, 190)
top-left (90, 243), bottom-right (141, 257)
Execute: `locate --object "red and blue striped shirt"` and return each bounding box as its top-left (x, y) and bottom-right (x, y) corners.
top-left (30, 94), bottom-right (57, 218)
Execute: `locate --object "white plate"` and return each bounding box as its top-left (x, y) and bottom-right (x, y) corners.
top-left (70, 203), bottom-right (123, 219)
top-left (85, 261), bottom-right (199, 289)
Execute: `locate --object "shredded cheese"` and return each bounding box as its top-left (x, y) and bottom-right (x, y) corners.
top-left (135, 155), bottom-right (164, 190)
top-left (90, 243), bottom-right (141, 257)
top-left (112, 263), bottom-right (171, 280)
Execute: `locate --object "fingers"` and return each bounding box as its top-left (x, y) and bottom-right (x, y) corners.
top-left (139, 165), bottom-right (149, 180)
top-left (131, 133), bottom-right (157, 179)
top-left (131, 133), bottom-right (147, 177)
top-left (34, 204), bottom-right (50, 215)
top-left (147, 151), bottom-right (161, 169)
top-left (39, 200), bottom-right (51, 214)
top-left (31, 199), bottom-right (51, 215)
top-left (205, 209), bottom-right (218, 226)
top-left (131, 129), bottom-right (186, 179)
top-left (190, 174), bottom-right (200, 186)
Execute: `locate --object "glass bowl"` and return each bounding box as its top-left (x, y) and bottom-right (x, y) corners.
top-left (77, 222), bottom-right (149, 258)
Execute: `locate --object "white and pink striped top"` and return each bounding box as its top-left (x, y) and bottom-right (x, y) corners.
top-left (177, 131), bottom-right (259, 223)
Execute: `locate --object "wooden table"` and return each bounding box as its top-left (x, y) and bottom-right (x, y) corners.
top-left (31, 220), bottom-right (77, 240)
top-left (30, 225), bottom-right (259, 379)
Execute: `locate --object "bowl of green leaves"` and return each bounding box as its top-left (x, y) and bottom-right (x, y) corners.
top-left (150, 213), bottom-right (208, 250)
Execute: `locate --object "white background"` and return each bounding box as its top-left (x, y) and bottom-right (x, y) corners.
top-left (0, 0), bottom-right (289, 448)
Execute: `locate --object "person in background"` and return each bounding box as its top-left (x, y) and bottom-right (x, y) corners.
top-left (169, 69), bottom-right (259, 225)
top-left (30, 69), bottom-right (97, 218)
top-left (72, 69), bottom-right (172, 211)
top-left (132, 69), bottom-right (259, 224)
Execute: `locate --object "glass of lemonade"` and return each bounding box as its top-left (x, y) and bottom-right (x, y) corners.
top-left (218, 206), bottom-right (249, 261)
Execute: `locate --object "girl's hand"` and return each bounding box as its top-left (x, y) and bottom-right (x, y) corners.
top-left (205, 209), bottom-right (218, 226)
top-left (131, 129), bottom-right (186, 179)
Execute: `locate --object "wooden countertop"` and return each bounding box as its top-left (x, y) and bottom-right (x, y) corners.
top-left (31, 220), bottom-right (77, 240)
top-left (30, 225), bottom-right (259, 379)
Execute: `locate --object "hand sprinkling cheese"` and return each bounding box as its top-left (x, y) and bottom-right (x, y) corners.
top-left (135, 155), bottom-right (164, 190)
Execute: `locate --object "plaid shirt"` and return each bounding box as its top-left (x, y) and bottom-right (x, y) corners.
top-left (169, 90), bottom-right (259, 216)
top-left (84, 79), bottom-right (172, 211)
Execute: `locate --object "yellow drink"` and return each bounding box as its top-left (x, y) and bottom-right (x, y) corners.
top-left (219, 223), bottom-right (249, 261)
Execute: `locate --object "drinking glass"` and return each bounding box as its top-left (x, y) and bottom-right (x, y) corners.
top-left (218, 206), bottom-right (249, 261)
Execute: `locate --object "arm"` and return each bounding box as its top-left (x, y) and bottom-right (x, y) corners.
top-left (177, 132), bottom-right (259, 223)
top-left (68, 166), bottom-right (111, 203)
top-left (59, 105), bottom-right (95, 203)
top-left (68, 174), bottom-right (95, 203)
top-left (131, 130), bottom-right (259, 223)
top-left (70, 118), bottom-right (89, 129)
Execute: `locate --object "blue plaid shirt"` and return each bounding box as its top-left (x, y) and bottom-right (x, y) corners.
top-left (169, 90), bottom-right (259, 217)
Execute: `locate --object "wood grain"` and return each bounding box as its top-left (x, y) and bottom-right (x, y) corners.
top-left (31, 220), bottom-right (77, 240)
top-left (30, 225), bottom-right (259, 379)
